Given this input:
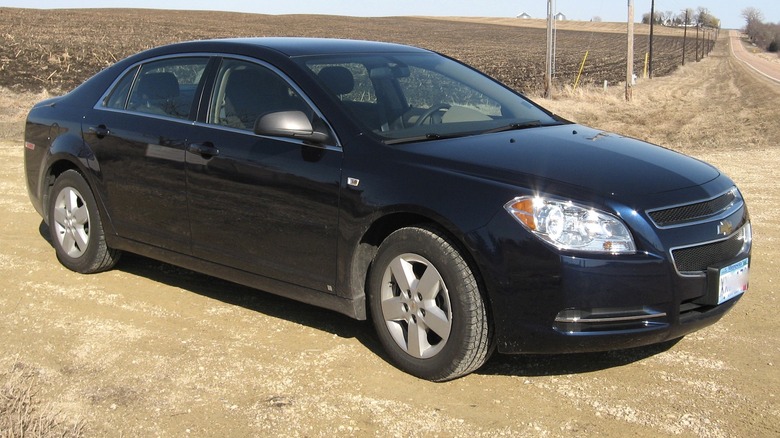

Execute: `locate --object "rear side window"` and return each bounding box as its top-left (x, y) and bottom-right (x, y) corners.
top-left (103, 57), bottom-right (208, 119)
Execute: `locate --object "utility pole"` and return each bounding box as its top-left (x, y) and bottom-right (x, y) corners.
top-left (649, 0), bottom-right (655, 78)
top-left (682, 9), bottom-right (689, 66)
top-left (544, 0), bottom-right (554, 98)
top-left (626, 0), bottom-right (634, 101)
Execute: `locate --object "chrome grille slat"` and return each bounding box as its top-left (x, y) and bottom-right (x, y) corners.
top-left (648, 189), bottom-right (738, 227)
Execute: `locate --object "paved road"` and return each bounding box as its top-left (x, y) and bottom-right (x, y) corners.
top-left (729, 29), bottom-right (780, 85)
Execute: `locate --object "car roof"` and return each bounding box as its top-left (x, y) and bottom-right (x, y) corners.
top-left (59, 37), bottom-right (435, 111)
top-left (155, 37), bottom-right (432, 58)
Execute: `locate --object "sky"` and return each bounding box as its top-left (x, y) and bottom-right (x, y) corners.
top-left (1, 1), bottom-right (778, 30)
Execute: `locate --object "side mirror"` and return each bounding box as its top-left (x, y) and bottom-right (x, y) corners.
top-left (254, 111), bottom-right (330, 145)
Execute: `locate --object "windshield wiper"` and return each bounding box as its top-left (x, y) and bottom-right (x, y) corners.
top-left (383, 120), bottom-right (555, 145)
top-left (482, 120), bottom-right (544, 134)
top-left (383, 132), bottom-right (448, 145)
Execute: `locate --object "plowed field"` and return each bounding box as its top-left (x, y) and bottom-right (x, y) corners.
top-left (0, 8), bottom-right (710, 94)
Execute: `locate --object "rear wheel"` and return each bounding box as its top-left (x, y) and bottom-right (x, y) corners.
top-left (48, 170), bottom-right (120, 273)
top-left (368, 226), bottom-right (491, 381)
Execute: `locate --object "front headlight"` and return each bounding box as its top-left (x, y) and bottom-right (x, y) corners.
top-left (504, 196), bottom-right (636, 254)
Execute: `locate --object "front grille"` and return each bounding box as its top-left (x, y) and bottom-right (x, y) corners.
top-left (671, 231), bottom-right (746, 274)
top-left (649, 189), bottom-right (738, 227)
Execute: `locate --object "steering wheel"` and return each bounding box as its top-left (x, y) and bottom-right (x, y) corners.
top-left (414, 103), bottom-right (451, 126)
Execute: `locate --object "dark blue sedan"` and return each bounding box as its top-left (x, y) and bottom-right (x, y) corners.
top-left (24, 38), bottom-right (751, 381)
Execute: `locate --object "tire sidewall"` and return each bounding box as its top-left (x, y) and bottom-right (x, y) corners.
top-left (368, 226), bottom-right (482, 381)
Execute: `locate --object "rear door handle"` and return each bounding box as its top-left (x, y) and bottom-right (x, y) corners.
top-left (187, 142), bottom-right (220, 158)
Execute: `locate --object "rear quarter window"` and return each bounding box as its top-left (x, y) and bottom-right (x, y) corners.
top-left (103, 65), bottom-right (138, 110)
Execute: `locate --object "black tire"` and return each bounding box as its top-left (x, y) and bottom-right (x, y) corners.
top-left (47, 170), bottom-right (120, 273)
top-left (368, 226), bottom-right (492, 381)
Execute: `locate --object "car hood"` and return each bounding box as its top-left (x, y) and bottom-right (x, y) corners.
top-left (408, 124), bottom-right (720, 197)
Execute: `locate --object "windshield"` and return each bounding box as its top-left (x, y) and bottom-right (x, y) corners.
top-left (298, 52), bottom-right (563, 143)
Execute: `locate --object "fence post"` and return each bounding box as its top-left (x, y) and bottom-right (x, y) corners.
top-left (573, 51), bottom-right (589, 91)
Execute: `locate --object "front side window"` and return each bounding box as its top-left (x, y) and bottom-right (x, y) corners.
top-left (301, 53), bottom-right (561, 143)
top-left (398, 66), bottom-right (502, 118)
top-left (307, 62), bottom-right (385, 130)
top-left (209, 59), bottom-right (310, 131)
top-left (107, 57), bottom-right (208, 119)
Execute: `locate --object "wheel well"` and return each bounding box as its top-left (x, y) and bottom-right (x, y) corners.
top-left (41, 160), bottom-right (82, 222)
top-left (361, 213), bottom-right (434, 249)
top-left (349, 213), bottom-right (486, 321)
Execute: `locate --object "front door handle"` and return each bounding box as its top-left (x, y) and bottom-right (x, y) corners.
top-left (187, 142), bottom-right (220, 158)
top-left (88, 125), bottom-right (110, 139)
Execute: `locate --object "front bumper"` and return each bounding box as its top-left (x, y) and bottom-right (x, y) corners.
top-left (469, 189), bottom-right (750, 355)
top-left (487, 251), bottom-right (744, 354)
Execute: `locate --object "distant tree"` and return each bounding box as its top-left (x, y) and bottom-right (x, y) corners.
top-left (765, 25), bottom-right (780, 52)
top-left (742, 7), bottom-right (764, 40)
top-left (683, 8), bottom-right (695, 25)
top-left (592, 16), bottom-right (602, 23)
top-left (742, 7), bottom-right (780, 52)
top-left (742, 7), bottom-right (763, 24)
top-left (673, 9), bottom-right (694, 27)
top-left (641, 11), bottom-right (662, 25)
top-left (696, 7), bottom-right (719, 28)
top-left (648, 6), bottom-right (719, 28)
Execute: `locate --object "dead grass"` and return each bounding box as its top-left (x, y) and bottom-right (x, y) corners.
top-left (537, 34), bottom-right (780, 244)
top-left (537, 38), bottom-right (780, 154)
top-left (0, 362), bottom-right (84, 438)
top-left (0, 88), bottom-right (48, 141)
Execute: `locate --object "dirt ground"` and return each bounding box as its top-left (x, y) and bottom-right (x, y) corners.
top-left (1, 30), bottom-right (779, 437)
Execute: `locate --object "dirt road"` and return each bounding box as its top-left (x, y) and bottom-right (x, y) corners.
top-left (1, 32), bottom-right (779, 437)
top-left (729, 30), bottom-right (780, 85)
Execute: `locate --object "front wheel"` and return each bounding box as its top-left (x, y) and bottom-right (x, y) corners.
top-left (48, 170), bottom-right (121, 273)
top-left (368, 226), bottom-right (491, 381)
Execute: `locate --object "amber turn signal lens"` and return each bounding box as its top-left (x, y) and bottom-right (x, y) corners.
top-left (507, 198), bottom-right (536, 230)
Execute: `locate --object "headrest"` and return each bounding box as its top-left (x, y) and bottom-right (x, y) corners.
top-left (136, 72), bottom-right (179, 100)
top-left (317, 66), bottom-right (355, 96)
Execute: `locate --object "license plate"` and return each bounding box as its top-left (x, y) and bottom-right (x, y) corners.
top-left (718, 258), bottom-right (749, 304)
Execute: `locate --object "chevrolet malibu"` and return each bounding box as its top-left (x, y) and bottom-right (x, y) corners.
top-left (24, 38), bottom-right (751, 381)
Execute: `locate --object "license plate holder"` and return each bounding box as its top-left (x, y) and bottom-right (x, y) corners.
top-left (700, 258), bottom-right (749, 305)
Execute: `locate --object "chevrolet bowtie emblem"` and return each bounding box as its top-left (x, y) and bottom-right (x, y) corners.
top-left (718, 220), bottom-right (734, 236)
